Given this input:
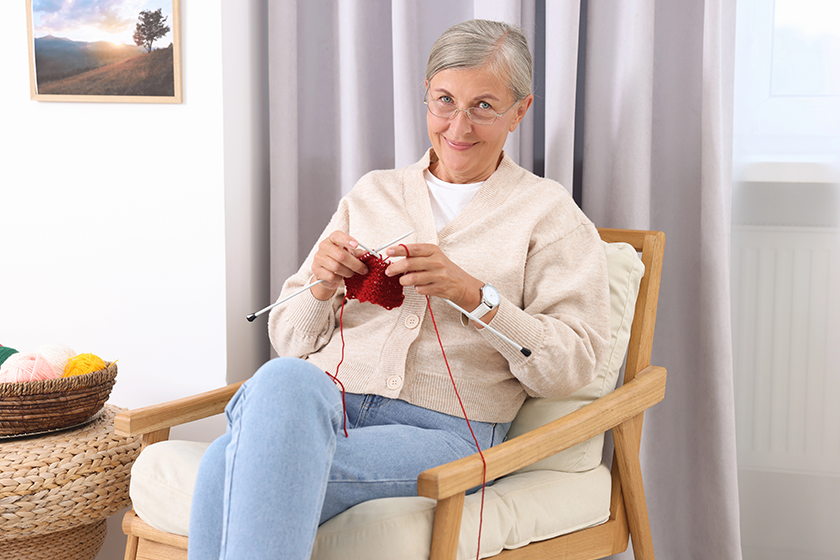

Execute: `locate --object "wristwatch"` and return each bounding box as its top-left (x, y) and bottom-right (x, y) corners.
top-left (469, 283), bottom-right (501, 319)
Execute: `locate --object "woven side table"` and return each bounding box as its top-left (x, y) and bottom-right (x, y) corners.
top-left (0, 404), bottom-right (141, 560)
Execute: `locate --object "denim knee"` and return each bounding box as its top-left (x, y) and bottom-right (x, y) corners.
top-left (253, 357), bottom-right (336, 395)
top-left (227, 357), bottom-right (339, 420)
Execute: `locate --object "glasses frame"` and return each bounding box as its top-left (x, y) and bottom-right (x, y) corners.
top-left (424, 88), bottom-right (520, 126)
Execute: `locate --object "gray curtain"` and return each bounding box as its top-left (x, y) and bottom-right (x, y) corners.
top-left (267, 1), bottom-right (742, 558)
top-left (580, 1), bottom-right (742, 559)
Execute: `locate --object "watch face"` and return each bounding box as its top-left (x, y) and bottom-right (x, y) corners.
top-left (484, 284), bottom-right (501, 307)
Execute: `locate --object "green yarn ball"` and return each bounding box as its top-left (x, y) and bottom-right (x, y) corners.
top-left (0, 346), bottom-right (19, 368)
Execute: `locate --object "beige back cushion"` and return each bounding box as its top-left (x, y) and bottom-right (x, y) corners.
top-left (506, 241), bottom-right (644, 473)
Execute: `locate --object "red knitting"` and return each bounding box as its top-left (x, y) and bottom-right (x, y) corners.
top-left (344, 253), bottom-right (405, 309)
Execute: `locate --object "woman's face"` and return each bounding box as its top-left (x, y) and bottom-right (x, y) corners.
top-left (426, 66), bottom-right (532, 184)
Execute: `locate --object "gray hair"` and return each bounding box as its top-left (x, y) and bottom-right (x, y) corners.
top-left (425, 19), bottom-right (533, 101)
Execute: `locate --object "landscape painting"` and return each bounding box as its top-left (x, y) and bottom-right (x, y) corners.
top-left (26, 0), bottom-right (181, 103)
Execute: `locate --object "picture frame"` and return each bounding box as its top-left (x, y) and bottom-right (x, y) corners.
top-left (26, 0), bottom-right (182, 104)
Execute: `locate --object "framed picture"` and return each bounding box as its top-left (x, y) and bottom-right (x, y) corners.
top-left (26, 0), bottom-right (182, 103)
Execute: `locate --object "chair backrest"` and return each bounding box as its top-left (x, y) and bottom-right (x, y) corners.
top-left (596, 228), bottom-right (665, 540)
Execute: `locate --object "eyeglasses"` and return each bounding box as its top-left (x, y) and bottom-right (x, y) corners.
top-left (424, 89), bottom-right (519, 126)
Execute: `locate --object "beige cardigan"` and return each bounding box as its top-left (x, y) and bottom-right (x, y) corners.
top-left (268, 150), bottom-right (611, 423)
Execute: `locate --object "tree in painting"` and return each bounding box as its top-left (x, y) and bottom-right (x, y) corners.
top-left (133, 9), bottom-right (170, 53)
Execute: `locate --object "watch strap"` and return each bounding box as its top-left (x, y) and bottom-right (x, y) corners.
top-left (469, 300), bottom-right (492, 319)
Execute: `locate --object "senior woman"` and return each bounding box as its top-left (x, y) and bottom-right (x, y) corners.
top-left (188, 19), bottom-right (611, 560)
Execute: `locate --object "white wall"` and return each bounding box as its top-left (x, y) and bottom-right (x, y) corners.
top-left (1, 0), bottom-right (227, 410)
top-left (0, 1), bottom-right (269, 558)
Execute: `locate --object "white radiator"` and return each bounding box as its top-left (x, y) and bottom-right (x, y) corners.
top-left (731, 225), bottom-right (840, 475)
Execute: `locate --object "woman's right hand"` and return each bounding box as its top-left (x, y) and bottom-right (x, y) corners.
top-left (309, 231), bottom-right (369, 301)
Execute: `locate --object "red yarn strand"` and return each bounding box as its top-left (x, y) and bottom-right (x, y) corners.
top-left (424, 295), bottom-right (487, 560)
top-left (325, 297), bottom-right (349, 438)
top-left (400, 243), bottom-right (486, 558)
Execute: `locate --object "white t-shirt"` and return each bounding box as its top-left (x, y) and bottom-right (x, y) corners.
top-left (424, 169), bottom-right (484, 232)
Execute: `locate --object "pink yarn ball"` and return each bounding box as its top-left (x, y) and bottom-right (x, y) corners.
top-left (0, 352), bottom-right (59, 383)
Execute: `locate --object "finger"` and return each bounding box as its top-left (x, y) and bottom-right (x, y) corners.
top-left (327, 230), bottom-right (360, 252)
top-left (385, 254), bottom-right (419, 277)
top-left (322, 248), bottom-right (368, 278)
top-left (397, 267), bottom-right (447, 288)
top-left (328, 233), bottom-right (380, 272)
top-left (348, 243), bottom-right (373, 261)
top-left (384, 244), bottom-right (436, 277)
top-left (384, 243), bottom-right (435, 259)
top-left (315, 234), bottom-right (368, 279)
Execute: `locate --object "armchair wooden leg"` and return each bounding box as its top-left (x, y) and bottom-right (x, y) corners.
top-left (613, 418), bottom-right (655, 560)
top-left (124, 534), bottom-right (139, 560)
top-left (429, 493), bottom-right (465, 560)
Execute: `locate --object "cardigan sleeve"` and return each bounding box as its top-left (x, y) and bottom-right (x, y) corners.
top-left (477, 221), bottom-right (612, 399)
top-left (267, 205), bottom-right (349, 360)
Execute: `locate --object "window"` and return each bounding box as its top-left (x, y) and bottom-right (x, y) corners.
top-left (734, 0), bottom-right (840, 164)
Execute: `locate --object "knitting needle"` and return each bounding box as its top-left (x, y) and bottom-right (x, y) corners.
top-left (357, 230), bottom-right (414, 260)
top-left (373, 236), bottom-right (531, 355)
top-left (246, 231), bottom-right (414, 322)
top-left (380, 234), bottom-right (529, 356)
top-left (440, 298), bottom-right (532, 357)
top-left (373, 234), bottom-right (529, 355)
top-left (246, 281), bottom-right (324, 322)
top-left (355, 241), bottom-right (382, 260)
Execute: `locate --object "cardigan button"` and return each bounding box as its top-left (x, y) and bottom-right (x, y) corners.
top-left (386, 375), bottom-right (403, 390)
top-left (404, 314), bottom-right (420, 329)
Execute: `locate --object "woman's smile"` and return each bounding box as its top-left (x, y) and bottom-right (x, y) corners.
top-left (442, 136), bottom-right (477, 151)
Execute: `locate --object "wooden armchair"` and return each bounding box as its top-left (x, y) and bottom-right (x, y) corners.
top-left (116, 228), bottom-right (666, 560)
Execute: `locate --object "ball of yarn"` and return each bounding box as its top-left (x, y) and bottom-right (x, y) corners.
top-left (64, 353), bottom-right (107, 377)
top-left (0, 352), bottom-right (59, 383)
top-left (36, 343), bottom-right (77, 378)
top-left (0, 346), bottom-right (19, 368)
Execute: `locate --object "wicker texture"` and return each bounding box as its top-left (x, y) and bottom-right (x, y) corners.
top-left (0, 404), bottom-right (141, 541)
top-left (0, 362), bottom-right (118, 436)
top-left (0, 519), bottom-right (107, 560)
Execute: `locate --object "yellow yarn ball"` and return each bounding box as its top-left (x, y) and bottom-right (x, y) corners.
top-left (63, 353), bottom-right (107, 377)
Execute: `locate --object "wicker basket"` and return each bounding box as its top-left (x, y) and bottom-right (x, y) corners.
top-left (0, 520), bottom-right (107, 560)
top-left (0, 361), bottom-right (117, 437)
top-left (0, 405), bottom-right (140, 544)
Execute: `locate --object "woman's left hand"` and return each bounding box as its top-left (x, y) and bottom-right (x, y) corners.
top-left (384, 243), bottom-right (484, 311)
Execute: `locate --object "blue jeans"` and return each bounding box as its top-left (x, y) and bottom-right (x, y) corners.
top-left (188, 357), bottom-right (509, 560)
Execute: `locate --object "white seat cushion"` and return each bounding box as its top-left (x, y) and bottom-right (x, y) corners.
top-left (129, 241), bottom-right (643, 556)
top-left (131, 440), bottom-right (611, 559)
top-left (313, 466), bottom-right (612, 560)
top-left (130, 440), bottom-right (208, 537)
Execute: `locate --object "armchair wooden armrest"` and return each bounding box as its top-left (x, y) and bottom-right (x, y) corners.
top-left (114, 381), bottom-right (244, 447)
top-left (417, 365), bottom-right (666, 500)
top-left (418, 364), bottom-right (666, 560)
